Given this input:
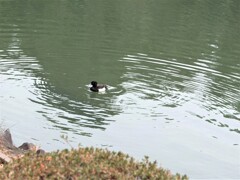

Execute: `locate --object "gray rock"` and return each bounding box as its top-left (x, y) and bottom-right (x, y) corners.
top-left (0, 129), bottom-right (13, 148)
top-left (36, 149), bottom-right (45, 155)
top-left (18, 142), bottom-right (36, 151)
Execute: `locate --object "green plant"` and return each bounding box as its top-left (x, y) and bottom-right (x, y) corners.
top-left (0, 147), bottom-right (188, 180)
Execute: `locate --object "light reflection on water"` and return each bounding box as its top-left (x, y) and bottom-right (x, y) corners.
top-left (120, 53), bottom-right (240, 121)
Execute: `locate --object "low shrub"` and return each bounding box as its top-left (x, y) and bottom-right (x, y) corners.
top-left (0, 147), bottom-right (188, 179)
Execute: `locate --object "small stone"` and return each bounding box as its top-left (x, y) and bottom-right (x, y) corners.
top-left (36, 149), bottom-right (45, 155)
top-left (18, 143), bottom-right (36, 151)
top-left (0, 152), bottom-right (11, 163)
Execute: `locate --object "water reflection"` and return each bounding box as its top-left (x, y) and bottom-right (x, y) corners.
top-left (30, 78), bottom-right (122, 135)
top-left (119, 53), bottom-right (240, 133)
top-left (0, 35), bottom-right (122, 138)
top-left (1, 0), bottom-right (240, 178)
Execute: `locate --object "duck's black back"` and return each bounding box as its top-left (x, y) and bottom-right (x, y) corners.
top-left (90, 87), bottom-right (99, 92)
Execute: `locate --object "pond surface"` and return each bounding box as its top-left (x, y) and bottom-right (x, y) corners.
top-left (0, 0), bottom-right (240, 178)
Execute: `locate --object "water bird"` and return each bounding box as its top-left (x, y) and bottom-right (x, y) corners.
top-left (90, 81), bottom-right (108, 92)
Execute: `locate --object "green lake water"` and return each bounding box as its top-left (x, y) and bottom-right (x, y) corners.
top-left (0, 0), bottom-right (239, 178)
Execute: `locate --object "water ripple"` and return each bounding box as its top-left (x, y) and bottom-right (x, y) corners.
top-left (119, 53), bottom-right (240, 132)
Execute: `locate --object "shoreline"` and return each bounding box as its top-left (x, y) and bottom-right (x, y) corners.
top-left (0, 129), bottom-right (44, 165)
top-left (0, 129), bottom-right (188, 179)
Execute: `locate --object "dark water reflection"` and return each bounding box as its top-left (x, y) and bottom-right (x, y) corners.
top-left (0, 0), bottom-right (240, 178)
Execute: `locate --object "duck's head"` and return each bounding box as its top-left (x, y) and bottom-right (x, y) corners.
top-left (91, 81), bottom-right (98, 87)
